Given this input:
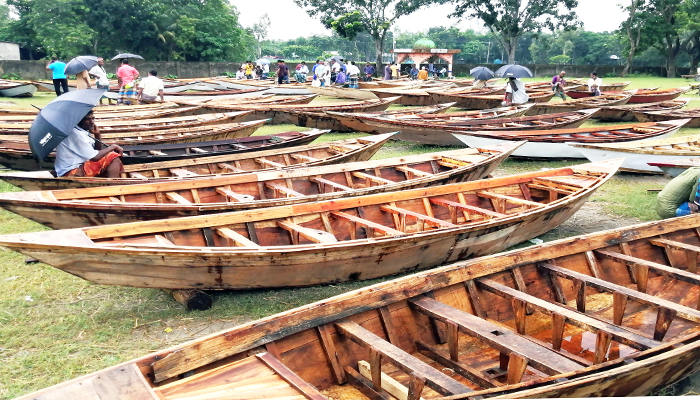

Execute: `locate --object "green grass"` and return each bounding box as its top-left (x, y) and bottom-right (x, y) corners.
top-left (0, 78), bottom-right (695, 398)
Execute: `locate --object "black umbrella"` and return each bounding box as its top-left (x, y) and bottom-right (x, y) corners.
top-left (495, 64), bottom-right (533, 78)
top-left (470, 66), bottom-right (495, 81)
top-left (111, 53), bottom-right (144, 61)
top-left (64, 55), bottom-right (99, 76)
top-left (29, 89), bottom-right (106, 163)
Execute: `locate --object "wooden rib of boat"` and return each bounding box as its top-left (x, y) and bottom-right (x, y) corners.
top-left (429, 91), bottom-right (555, 110)
top-left (0, 144), bottom-right (522, 229)
top-left (0, 130), bottom-right (329, 170)
top-left (0, 133), bottom-right (395, 190)
top-left (633, 107), bottom-right (700, 128)
top-left (327, 104), bottom-right (530, 133)
top-left (453, 119), bottom-right (690, 159)
top-left (569, 134), bottom-right (700, 173)
top-left (0, 82), bottom-right (37, 97)
top-left (0, 159), bottom-right (621, 293)
top-left (21, 211), bottom-right (700, 399)
top-left (567, 87), bottom-right (689, 103)
top-left (307, 86), bottom-right (379, 100)
top-left (0, 111), bottom-right (252, 135)
top-left (525, 91), bottom-right (635, 116)
top-left (340, 109), bottom-right (598, 146)
top-left (594, 100), bottom-right (689, 122)
top-left (648, 158), bottom-right (700, 177)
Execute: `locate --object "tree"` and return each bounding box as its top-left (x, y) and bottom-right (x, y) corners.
top-left (619, 0), bottom-right (650, 76)
top-left (294, 0), bottom-right (433, 69)
top-left (449, 0), bottom-right (580, 64)
top-left (251, 13), bottom-right (270, 58)
top-left (638, 0), bottom-right (694, 77)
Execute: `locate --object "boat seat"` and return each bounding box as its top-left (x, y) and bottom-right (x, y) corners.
top-left (395, 165), bottom-right (434, 177)
top-left (165, 192), bottom-right (191, 205)
top-left (266, 182), bottom-right (305, 197)
top-left (215, 187), bottom-right (255, 202)
top-left (190, 147), bottom-right (207, 154)
top-left (430, 197), bottom-right (506, 219)
top-left (352, 171), bottom-right (395, 185)
top-left (277, 220), bottom-right (337, 244)
top-left (335, 320), bottom-right (474, 396)
top-left (217, 163), bottom-right (244, 173)
top-left (148, 150), bottom-right (167, 156)
top-left (331, 211), bottom-right (403, 236)
top-left (409, 296), bottom-right (582, 383)
top-left (216, 228), bottom-right (260, 248)
top-left (380, 204), bottom-right (455, 228)
top-left (256, 157), bottom-right (286, 168)
top-left (169, 168), bottom-right (199, 177)
top-left (310, 176), bottom-right (353, 192)
top-left (128, 172), bottom-right (149, 179)
top-left (290, 153), bottom-right (320, 163)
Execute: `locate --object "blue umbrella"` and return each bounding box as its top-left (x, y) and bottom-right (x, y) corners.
top-left (470, 66), bottom-right (495, 81)
top-left (64, 55), bottom-right (99, 76)
top-left (495, 64), bottom-right (533, 78)
top-left (29, 89), bottom-right (106, 163)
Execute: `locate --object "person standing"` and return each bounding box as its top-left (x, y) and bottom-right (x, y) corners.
top-left (116, 59), bottom-right (139, 105)
top-left (137, 70), bottom-right (165, 103)
top-left (89, 58), bottom-right (114, 105)
top-left (315, 61), bottom-right (329, 87)
top-left (551, 70), bottom-right (567, 100)
top-left (504, 77), bottom-right (529, 105)
top-left (75, 69), bottom-right (91, 90)
top-left (410, 65), bottom-right (419, 80)
top-left (384, 63), bottom-right (392, 80)
top-left (261, 62), bottom-right (270, 80)
top-left (390, 62), bottom-right (399, 79)
top-left (417, 67), bottom-right (428, 81)
top-left (363, 63), bottom-right (375, 81)
top-left (587, 72), bottom-right (602, 96)
top-left (276, 59), bottom-right (289, 85)
top-left (46, 57), bottom-right (68, 96)
top-left (346, 61), bottom-right (360, 88)
top-left (244, 61), bottom-right (254, 79)
top-left (295, 61), bottom-right (309, 84)
top-left (330, 60), bottom-right (341, 84)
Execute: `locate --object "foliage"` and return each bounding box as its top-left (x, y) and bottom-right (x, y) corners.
top-left (280, 44), bottom-right (320, 60)
top-left (250, 13), bottom-right (270, 58)
top-left (448, 0), bottom-right (581, 64)
top-left (327, 11), bottom-right (364, 41)
top-left (549, 54), bottom-right (570, 64)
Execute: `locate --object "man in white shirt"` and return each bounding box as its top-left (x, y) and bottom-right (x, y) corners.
top-left (330, 60), bottom-right (341, 83)
top-left (236, 67), bottom-right (245, 80)
top-left (261, 63), bottom-right (270, 79)
top-left (504, 77), bottom-right (529, 105)
top-left (315, 62), bottom-right (330, 87)
top-left (587, 72), bottom-right (602, 96)
top-left (88, 57), bottom-right (114, 105)
top-left (345, 61), bottom-right (361, 88)
top-left (137, 70), bottom-right (165, 103)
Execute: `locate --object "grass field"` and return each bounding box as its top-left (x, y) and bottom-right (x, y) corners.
top-left (0, 77), bottom-right (697, 398)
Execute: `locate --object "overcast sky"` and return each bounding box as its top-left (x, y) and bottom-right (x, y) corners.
top-left (233, 1), bottom-right (629, 41)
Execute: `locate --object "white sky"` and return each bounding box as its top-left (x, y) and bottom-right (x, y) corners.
top-left (232, 0), bottom-right (628, 41)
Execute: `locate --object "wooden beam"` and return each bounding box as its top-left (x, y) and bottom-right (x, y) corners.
top-left (165, 192), bottom-right (192, 205)
top-left (255, 157), bottom-right (286, 168)
top-left (416, 341), bottom-right (501, 389)
top-left (594, 331), bottom-right (612, 364)
top-left (190, 147), bottom-right (207, 154)
top-left (477, 279), bottom-right (659, 350)
top-left (430, 198), bottom-right (507, 219)
top-left (290, 153), bottom-right (320, 163)
top-left (216, 228), bottom-right (260, 248)
top-left (128, 172), bottom-right (149, 179)
top-left (650, 238), bottom-right (700, 273)
top-left (345, 366), bottom-right (391, 400)
top-left (538, 262), bottom-right (700, 324)
top-left (266, 182), bottom-right (305, 197)
top-left (317, 325), bottom-right (346, 384)
top-left (358, 360), bottom-right (425, 400)
top-left (654, 307), bottom-right (677, 341)
top-left (409, 296), bottom-right (582, 375)
top-left (169, 168), bottom-right (198, 177)
top-left (477, 191), bottom-right (543, 208)
top-left (215, 187), bottom-right (255, 202)
top-left (331, 211), bottom-right (403, 236)
top-left (335, 321), bottom-right (473, 396)
top-left (217, 162), bottom-right (244, 173)
top-left (378, 306), bottom-right (400, 346)
top-left (310, 176), bottom-right (353, 192)
top-left (277, 220), bottom-right (337, 244)
top-left (256, 352), bottom-right (326, 400)
top-left (395, 165), bottom-right (434, 178)
top-left (353, 171), bottom-right (396, 185)
top-left (595, 250), bottom-right (700, 286)
top-left (464, 280), bottom-right (486, 318)
top-left (380, 205), bottom-right (455, 228)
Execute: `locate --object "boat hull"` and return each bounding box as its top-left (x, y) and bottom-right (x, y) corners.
top-left (571, 146), bottom-right (677, 173)
top-left (0, 83), bottom-right (37, 97)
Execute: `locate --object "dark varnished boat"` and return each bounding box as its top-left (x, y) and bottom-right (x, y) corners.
top-left (594, 100), bottom-right (689, 122)
top-left (0, 133), bottom-right (396, 190)
top-left (0, 143), bottom-right (522, 228)
top-left (0, 159), bottom-right (621, 291)
top-left (14, 212), bottom-right (700, 399)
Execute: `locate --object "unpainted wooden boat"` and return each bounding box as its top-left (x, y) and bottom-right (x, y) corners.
top-left (0, 159), bottom-right (621, 292)
top-left (341, 109), bottom-right (598, 146)
top-left (568, 80), bottom-right (631, 91)
top-left (569, 134), bottom-right (700, 173)
top-left (17, 211), bottom-right (700, 399)
top-left (633, 107), bottom-right (700, 128)
top-left (0, 111), bottom-right (252, 135)
top-left (327, 104), bottom-right (531, 133)
top-left (428, 91), bottom-right (555, 110)
top-left (648, 158), bottom-right (700, 177)
top-left (0, 82), bottom-right (37, 97)
top-left (567, 87), bottom-right (688, 104)
top-left (0, 144), bottom-right (522, 229)
top-left (525, 91), bottom-right (635, 116)
top-left (163, 87), bottom-right (266, 96)
top-left (307, 86), bottom-right (379, 100)
top-left (0, 133), bottom-right (395, 190)
top-left (453, 119), bottom-right (690, 159)
top-left (0, 130), bottom-right (329, 170)
top-left (594, 100), bottom-right (689, 122)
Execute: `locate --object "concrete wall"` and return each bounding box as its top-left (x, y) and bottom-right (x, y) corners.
top-left (0, 43), bottom-right (20, 61)
top-left (0, 60), bottom-right (689, 80)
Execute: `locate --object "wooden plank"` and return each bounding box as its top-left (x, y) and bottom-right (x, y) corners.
top-left (477, 191), bottom-right (543, 207)
top-left (395, 165), bottom-right (434, 178)
top-left (478, 279), bottom-right (659, 350)
top-left (464, 280), bottom-right (486, 318)
top-left (506, 354), bottom-right (528, 384)
top-left (584, 251), bottom-right (602, 278)
top-left (539, 262), bottom-right (700, 324)
top-left (290, 153), bottom-right (320, 163)
top-left (416, 341), bottom-right (501, 389)
top-left (353, 171), bottom-right (396, 185)
top-left (370, 348), bottom-right (382, 390)
top-left (408, 374), bottom-right (427, 400)
top-left (331, 211), bottom-right (404, 236)
top-left (217, 162), bottom-right (244, 173)
top-left (358, 360), bottom-right (425, 400)
top-left (409, 296), bottom-right (582, 375)
top-left (169, 168), bottom-right (198, 177)
top-left (654, 307), bottom-right (677, 341)
top-left (378, 306), bottom-right (400, 346)
top-left (317, 325), bottom-right (346, 384)
top-left (612, 292), bottom-right (628, 326)
top-left (277, 220), bottom-right (337, 244)
top-left (335, 321), bottom-right (473, 396)
top-left (594, 331), bottom-right (613, 364)
top-left (595, 249), bottom-right (700, 286)
top-left (345, 366), bottom-right (391, 400)
top-left (190, 147), bottom-right (207, 154)
top-left (216, 228), bottom-right (260, 248)
top-left (129, 172), bottom-right (149, 179)
top-left (310, 176), bottom-right (353, 192)
top-left (650, 238), bottom-right (700, 273)
top-left (267, 182), bottom-right (305, 197)
top-left (91, 363), bottom-right (161, 399)
top-left (380, 205), bottom-right (455, 228)
top-left (256, 352), bottom-right (326, 400)
top-left (165, 192), bottom-right (192, 205)
top-left (255, 157), bottom-right (286, 168)
top-left (215, 186), bottom-right (255, 202)
top-left (430, 198), bottom-right (507, 218)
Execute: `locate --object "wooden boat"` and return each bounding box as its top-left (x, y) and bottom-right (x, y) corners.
top-left (428, 91), bottom-right (555, 110)
top-left (567, 87), bottom-right (689, 103)
top-left (18, 211), bottom-right (700, 399)
top-left (0, 133), bottom-right (395, 190)
top-left (569, 80), bottom-right (631, 91)
top-left (162, 88), bottom-right (266, 97)
top-left (648, 158), bottom-right (700, 177)
top-left (0, 130), bottom-right (329, 170)
top-left (594, 100), bottom-right (689, 122)
top-left (367, 88), bottom-right (440, 106)
top-left (569, 134), bottom-right (700, 173)
top-left (0, 144), bottom-right (522, 229)
top-left (0, 82), bottom-right (37, 97)
top-left (453, 119), bottom-right (690, 159)
top-left (0, 158), bottom-right (621, 292)
top-left (0, 111), bottom-right (252, 135)
top-left (339, 109), bottom-right (598, 146)
top-left (525, 91), bottom-right (635, 116)
top-left (327, 104), bottom-right (531, 133)
top-left (307, 86), bottom-right (379, 100)
top-left (633, 107), bottom-right (700, 128)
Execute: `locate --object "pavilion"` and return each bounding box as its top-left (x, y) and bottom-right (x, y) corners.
top-left (391, 38), bottom-right (461, 78)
